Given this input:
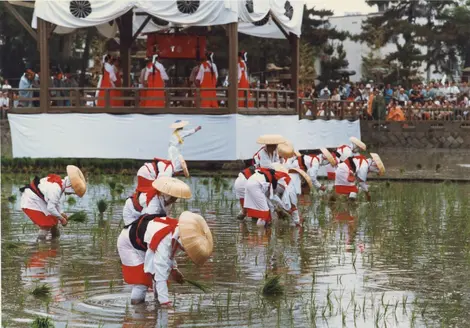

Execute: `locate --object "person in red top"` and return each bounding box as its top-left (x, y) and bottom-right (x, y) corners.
top-left (196, 51), bottom-right (218, 108)
top-left (238, 51), bottom-right (253, 108)
top-left (142, 54), bottom-right (169, 108)
top-left (96, 54), bottom-right (117, 107)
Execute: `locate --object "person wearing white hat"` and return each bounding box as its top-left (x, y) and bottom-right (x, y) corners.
top-left (253, 135), bottom-right (286, 169)
top-left (285, 148), bottom-right (336, 192)
top-left (243, 164), bottom-right (300, 227)
top-left (168, 120), bottom-right (201, 173)
top-left (334, 153), bottom-right (385, 201)
top-left (20, 166), bottom-right (87, 240)
top-left (136, 158), bottom-right (175, 194)
top-left (117, 177), bottom-right (197, 305)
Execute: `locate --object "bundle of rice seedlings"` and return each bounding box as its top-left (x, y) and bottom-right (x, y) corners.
top-left (184, 279), bottom-right (211, 293)
top-left (31, 316), bottom-right (54, 328)
top-left (67, 211), bottom-right (88, 223)
top-left (108, 181), bottom-right (116, 191)
top-left (31, 284), bottom-right (51, 298)
top-left (262, 275), bottom-right (284, 297)
top-left (66, 197), bottom-right (77, 205)
top-left (7, 195), bottom-right (17, 203)
top-left (97, 199), bottom-right (108, 214)
top-left (4, 241), bottom-right (21, 250)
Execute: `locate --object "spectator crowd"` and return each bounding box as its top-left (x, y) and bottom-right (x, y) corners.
top-left (301, 81), bottom-right (470, 121)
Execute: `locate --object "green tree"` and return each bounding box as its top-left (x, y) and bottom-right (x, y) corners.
top-left (317, 43), bottom-right (349, 86)
top-left (299, 41), bottom-right (317, 85)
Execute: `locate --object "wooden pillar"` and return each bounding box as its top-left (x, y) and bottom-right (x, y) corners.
top-left (37, 18), bottom-right (50, 112)
top-left (290, 33), bottom-right (300, 115)
top-left (227, 22), bottom-right (238, 113)
top-left (119, 10), bottom-right (133, 87)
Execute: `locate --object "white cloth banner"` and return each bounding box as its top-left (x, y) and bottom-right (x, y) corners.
top-left (8, 114), bottom-right (360, 160)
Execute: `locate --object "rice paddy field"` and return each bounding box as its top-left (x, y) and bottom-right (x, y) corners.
top-left (2, 173), bottom-right (470, 328)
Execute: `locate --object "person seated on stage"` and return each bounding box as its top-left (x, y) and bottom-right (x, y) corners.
top-left (243, 163), bottom-right (300, 227)
top-left (20, 165), bottom-right (86, 240)
top-left (117, 178), bottom-right (212, 307)
top-left (334, 153), bottom-right (385, 201)
top-left (253, 134), bottom-right (286, 169)
top-left (168, 119), bottom-right (201, 174)
top-left (285, 148), bottom-right (337, 192)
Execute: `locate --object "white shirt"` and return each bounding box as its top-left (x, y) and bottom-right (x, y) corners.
top-left (104, 62), bottom-right (117, 83)
top-left (2, 84), bottom-right (12, 90)
top-left (0, 97), bottom-right (9, 108)
top-left (196, 61), bottom-right (218, 84)
top-left (253, 147), bottom-right (280, 169)
top-left (238, 60), bottom-right (248, 83)
top-left (144, 62), bottom-right (169, 81)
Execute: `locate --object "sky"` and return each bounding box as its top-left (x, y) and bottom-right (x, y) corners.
top-left (307, 0), bottom-right (377, 16)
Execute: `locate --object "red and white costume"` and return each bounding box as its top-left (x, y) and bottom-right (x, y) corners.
top-left (253, 146), bottom-right (280, 169)
top-left (141, 61), bottom-right (169, 108)
top-left (238, 59), bottom-right (253, 107)
top-left (244, 168), bottom-right (299, 226)
top-left (96, 62), bottom-right (117, 107)
top-left (234, 166), bottom-right (258, 219)
top-left (136, 159), bottom-right (174, 193)
top-left (325, 151), bottom-right (340, 181)
top-left (168, 128), bottom-right (198, 173)
top-left (286, 154), bottom-right (331, 192)
top-left (20, 175), bottom-right (74, 230)
top-left (117, 214), bottom-right (181, 304)
top-left (110, 64), bottom-right (123, 107)
top-left (334, 155), bottom-right (379, 199)
top-left (196, 60), bottom-right (218, 108)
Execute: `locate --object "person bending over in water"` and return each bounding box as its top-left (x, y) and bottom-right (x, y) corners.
top-left (20, 165), bottom-right (86, 240)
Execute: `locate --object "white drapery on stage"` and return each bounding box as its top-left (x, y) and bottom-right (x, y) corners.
top-left (8, 114), bottom-right (360, 160)
top-left (31, 0), bottom-right (305, 39)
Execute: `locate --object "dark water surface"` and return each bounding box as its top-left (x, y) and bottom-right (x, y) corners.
top-left (2, 174), bottom-right (470, 327)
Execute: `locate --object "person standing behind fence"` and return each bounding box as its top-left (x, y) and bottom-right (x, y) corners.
top-left (19, 68), bottom-right (35, 108)
top-left (196, 51), bottom-right (218, 108)
top-left (96, 54), bottom-right (117, 107)
top-left (238, 51), bottom-right (253, 107)
top-left (2, 80), bottom-right (12, 91)
top-left (111, 57), bottom-right (124, 107)
top-left (141, 54), bottom-right (168, 108)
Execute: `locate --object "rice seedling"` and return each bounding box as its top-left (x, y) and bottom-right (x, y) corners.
top-left (262, 275), bottom-right (284, 297)
top-left (31, 284), bottom-right (51, 298)
top-left (31, 316), bottom-right (54, 328)
top-left (67, 211), bottom-right (88, 223)
top-left (7, 194), bottom-right (16, 203)
top-left (66, 197), bottom-right (76, 205)
top-left (115, 184), bottom-right (125, 195)
top-left (97, 199), bottom-right (108, 214)
top-left (184, 279), bottom-right (211, 293)
top-left (108, 180), bottom-right (116, 191)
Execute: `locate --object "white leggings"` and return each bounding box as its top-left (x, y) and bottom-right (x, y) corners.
top-left (131, 285), bottom-right (148, 302)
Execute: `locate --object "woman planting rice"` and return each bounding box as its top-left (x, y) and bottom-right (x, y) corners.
top-left (243, 163), bottom-right (300, 227)
top-left (252, 135), bottom-right (285, 169)
top-left (329, 137), bottom-right (367, 180)
top-left (20, 165), bottom-right (86, 240)
top-left (118, 177), bottom-right (206, 306)
top-left (136, 158), bottom-right (175, 194)
top-left (234, 165), bottom-right (258, 220)
top-left (334, 153), bottom-right (385, 201)
top-left (168, 120), bottom-right (201, 175)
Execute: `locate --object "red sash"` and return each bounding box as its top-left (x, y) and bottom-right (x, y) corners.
top-left (148, 217), bottom-right (179, 252)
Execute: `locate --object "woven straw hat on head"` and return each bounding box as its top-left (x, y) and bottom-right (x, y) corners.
top-left (320, 148), bottom-right (337, 166)
top-left (178, 155), bottom-right (190, 178)
top-left (179, 211), bottom-right (213, 266)
top-left (349, 137), bottom-right (367, 151)
top-left (277, 141), bottom-right (295, 158)
top-left (170, 120), bottom-right (189, 129)
top-left (271, 163), bottom-right (288, 173)
top-left (289, 168), bottom-right (313, 190)
top-left (256, 134), bottom-right (286, 145)
top-left (152, 176), bottom-right (192, 199)
top-left (370, 153), bottom-right (385, 176)
top-left (66, 165), bottom-right (86, 197)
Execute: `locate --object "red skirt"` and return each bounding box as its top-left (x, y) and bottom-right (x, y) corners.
top-left (23, 208), bottom-right (58, 228)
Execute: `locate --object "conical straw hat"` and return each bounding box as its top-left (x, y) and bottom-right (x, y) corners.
top-left (179, 211), bottom-right (213, 266)
top-left (152, 176), bottom-right (192, 199)
top-left (349, 136), bottom-right (367, 151)
top-left (170, 120), bottom-right (189, 129)
top-left (66, 165), bottom-right (86, 197)
top-left (178, 155), bottom-right (190, 178)
top-left (256, 134), bottom-right (286, 145)
top-left (271, 163), bottom-right (288, 173)
top-left (370, 153), bottom-right (385, 176)
top-left (277, 142), bottom-right (295, 158)
top-left (320, 148), bottom-right (337, 166)
top-left (289, 167), bottom-right (313, 190)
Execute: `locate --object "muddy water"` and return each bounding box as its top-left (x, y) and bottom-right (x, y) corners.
top-left (2, 174), bottom-right (470, 327)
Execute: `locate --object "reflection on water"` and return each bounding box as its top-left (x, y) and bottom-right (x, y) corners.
top-left (2, 173), bottom-right (470, 327)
